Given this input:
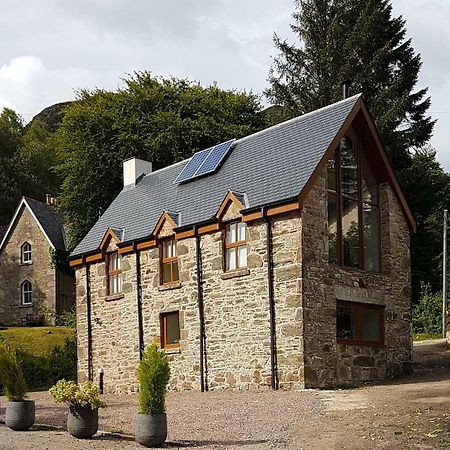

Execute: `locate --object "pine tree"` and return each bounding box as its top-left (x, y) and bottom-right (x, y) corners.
top-left (266, 0), bottom-right (434, 171)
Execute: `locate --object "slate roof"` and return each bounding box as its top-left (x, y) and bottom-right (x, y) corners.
top-left (0, 226), bottom-right (7, 243)
top-left (72, 94), bottom-right (361, 257)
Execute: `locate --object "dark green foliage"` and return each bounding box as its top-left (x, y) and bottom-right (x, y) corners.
top-left (412, 284), bottom-right (443, 334)
top-left (55, 73), bottom-right (265, 249)
top-left (137, 343), bottom-right (170, 415)
top-left (0, 343), bottom-right (28, 401)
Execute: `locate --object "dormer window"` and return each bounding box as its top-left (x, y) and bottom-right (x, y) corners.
top-left (21, 242), bottom-right (32, 264)
top-left (107, 252), bottom-right (123, 294)
top-left (160, 238), bottom-right (179, 285)
top-left (224, 222), bottom-right (247, 271)
top-left (21, 280), bottom-right (32, 305)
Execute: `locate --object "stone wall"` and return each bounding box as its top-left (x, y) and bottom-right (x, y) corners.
top-left (301, 169), bottom-right (412, 387)
top-left (0, 206), bottom-right (56, 325)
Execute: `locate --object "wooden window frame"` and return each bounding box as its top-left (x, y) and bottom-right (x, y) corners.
top-left (336, 300), bottom-right (385, 347)
top-left (21, 280), bottom-right (32, 305)
top-left (223, 221), bottom-right (247, 272)
top-left (160, 311), bottom-right (180, 350)
top-left (107, 251), bottom-right (122, 295)
top-left (160, 238), bottom-right (179, 285)
top-left (21, 242), bottom-right (32, 264)
top-left (327, 135), bottom-right (381, 272)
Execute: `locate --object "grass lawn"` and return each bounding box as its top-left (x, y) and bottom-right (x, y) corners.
top-left (413, 332), bottom-right (442, 341)
top-left (0, 326), bottom-right (75, 356)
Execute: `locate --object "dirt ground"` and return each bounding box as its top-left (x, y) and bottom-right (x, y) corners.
top-left (0, 339), bottom-right (449, 449)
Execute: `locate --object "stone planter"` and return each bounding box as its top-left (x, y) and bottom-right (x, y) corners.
top-left (135, 413), bottom-right (167, 447)
top-left (67, 405), bottom-right (99, 439)
top-left (5, 400), bottom-right (35, 431)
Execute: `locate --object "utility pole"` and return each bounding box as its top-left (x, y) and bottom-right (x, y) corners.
top-left (443, 209), bottom-right (448, 339)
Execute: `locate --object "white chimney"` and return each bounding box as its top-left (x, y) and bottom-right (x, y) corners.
top-left (123, 158), bottom-right (152, 187)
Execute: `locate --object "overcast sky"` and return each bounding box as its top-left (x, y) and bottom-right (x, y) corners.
top-left (1, 0), bottom-right (449, 168)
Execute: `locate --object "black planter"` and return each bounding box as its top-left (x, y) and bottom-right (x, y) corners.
top-left (135, 413), bottom-right (167, 447)
top-left (67, 405), bottom-right (99, 439)
top-left (5, 400), bottom-right (35, 431)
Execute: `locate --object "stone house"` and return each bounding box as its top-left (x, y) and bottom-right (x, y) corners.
top-left (0, 196), bottom-right (75, 325)
top-left (70, 94), bottom-right (415, 393)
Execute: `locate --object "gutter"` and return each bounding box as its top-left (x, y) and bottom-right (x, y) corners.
top-left (134, 243), bottom-right (145, 359)
top-left (85, 263), bottom-right (93, 382)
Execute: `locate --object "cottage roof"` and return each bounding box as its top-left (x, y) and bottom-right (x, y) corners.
top-left (0, 197), bottom-right (66, 253)
top-left (71, 94), bottom-right (414, 258)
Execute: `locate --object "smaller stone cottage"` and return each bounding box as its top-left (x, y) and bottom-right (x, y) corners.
top-left (0, 196), bottom-right (75, 325)
top-left (71, 94), bottom-right (415, 393)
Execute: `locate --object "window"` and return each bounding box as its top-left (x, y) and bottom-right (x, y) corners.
top-left (224, 222), bottom-right (247, 271)
top-left (107, 252), bottom-right (122, 295)
top-left (21, 280), bottom-right (32, 305)
top-left (326, 134), bottom-right (380, 271)
top-left (21, 242), bottom-right (32, 264)
top-left (160, 311), bottom-right (180, 349)
top-left (160, 238), bottom-right (179, 284)
top-left (336, 300), bottom-right (384, 345)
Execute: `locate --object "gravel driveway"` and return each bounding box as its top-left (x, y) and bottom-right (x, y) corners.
top-left (0, 340), bottom-right (449, 449)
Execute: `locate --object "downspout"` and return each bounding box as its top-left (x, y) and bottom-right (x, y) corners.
top-left (85, 263), bottom-right (93, 381)
top-left (262, 207), bottom-right (279, 390)
top-left (135, 245), bottom-right (144, 359)
top-left (194, 226), bottom-right (207, 392)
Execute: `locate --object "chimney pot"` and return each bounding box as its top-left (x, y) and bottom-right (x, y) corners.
top-left (342, 81), bottom-right (350, 100)
top-left (123, 158), bottom-right (152, 187)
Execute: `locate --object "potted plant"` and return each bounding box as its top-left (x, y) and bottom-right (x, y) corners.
top-left (0, 343), bottom-right (35, 431)
top-left (135, 343), bottom-right (170, 447)
top-left (49, 379), bottom-right (105, 439)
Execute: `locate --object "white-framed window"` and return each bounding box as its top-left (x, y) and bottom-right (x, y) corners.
top-left (21, 242), bottom-right (32, 264)
top-left (107, 252), bottom-right (123, 295)
top-left (21, 280), bottom-right (32, 305)
top-left (224, 222), bottom-right (247, 271)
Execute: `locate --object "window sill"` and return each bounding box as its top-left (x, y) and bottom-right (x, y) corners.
top-left (158, 282), bottom-right (182, 291)
top-left (329, 262), bottom-right (382, 276)
top-left (221, 268), bottom-right (250, 280)
top-left (105, 293), bottom-right (124, 302)
top-left (19, 262), bottom-right (33, 266)
top-left (337, 339), bottom-right (385, 348)
top-left (164, 347), bottom-right (181, 355)
top-left (19, 304), bottom-right (33, 308)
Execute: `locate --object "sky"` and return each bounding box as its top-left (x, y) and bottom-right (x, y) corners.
top-left (0, 0), bottom-right (449, 168)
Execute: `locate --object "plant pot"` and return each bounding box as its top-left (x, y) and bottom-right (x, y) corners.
top-left (135, 413), bottom-right (167, 447)
top-left (5, 400), bottom-right (35, 431)
top-left (67, 405), bottom-right (98, 439)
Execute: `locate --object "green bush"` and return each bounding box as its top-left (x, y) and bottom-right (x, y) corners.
top-left (49, 379), bottom-right (106, 410)
top-left (137, 343), bottom-right (170, 415)
top-left (412, 283), bottom-right (443, 334)
top-left (0, 343), bottom-right (28, 401)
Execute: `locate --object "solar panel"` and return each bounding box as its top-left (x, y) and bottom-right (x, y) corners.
top-left (174, 139), bottom-right (235, 184)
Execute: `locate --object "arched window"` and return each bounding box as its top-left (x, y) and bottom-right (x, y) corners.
top-left (21, 242), bottom-right (32, 264)
top-left (21, 280), bottom-right (32, 305)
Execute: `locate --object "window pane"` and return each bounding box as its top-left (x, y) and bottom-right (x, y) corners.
top-left (227, 224), bottom-right (236, 244)
top-left (172, 260), bottom-right (179, 282)
top-left (163, 240), bottom-right (172, 258)
top-left (162, 262), bottom-right (172, 283)
top-left (342, 197), bottom-right (359, 267)
top-left (340, 137), bottom-right (358, 198)
top-left (110, 253), bottom-right (117, 271)
top-left (237, 222), bottom-right (246, 242)
top-left (172, 240), bottom-right (177, 257)
top-left (166, 313), bottom-right (180, 345)
top-left (361, 307), bottom-right (381, 342)
top-left (363, 204), bottom-right (380, 272)
top-left (237, 245), bottom-right (247, 268)
top-left (226, 247), bottom-right (236, 270)
top-left (327, 154), bottom-right (337, 192)
top-left (361, 151), bottom-right (378, 204)
top-left (337, 304), bottom-right (356, 339)
top-left (327, 193), bottom-right (338, 263)
top-left (117, 254), bottom-right (122, 269)
top-left (118, 273), bottom-right (123, 292)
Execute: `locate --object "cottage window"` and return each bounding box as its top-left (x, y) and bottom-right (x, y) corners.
top-left (327, 135), bottom-right (380, 272)
top-left (161, 238), bottom-right (179, 284)
top-left (21, 242), bottom-right (32, 264)
top-left (336, 300), bottom-right (384, 346)
top-left (107, 252), bottom-right (122, 294)
top-left (21, 280), bottom-right (32, 305)
top-left (224, 222), bottom-right (247, 271)
top-left (160, 311), bottom-right (180, 349)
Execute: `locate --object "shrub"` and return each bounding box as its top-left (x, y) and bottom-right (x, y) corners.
top-left (137, 343), bottom-right (170, 415)
top-left (49, 379), bottom-right (106, 410)
top-left (412, 283), bottom-right (442, 334)
top-left (0, 343), bottom-right (28, 401)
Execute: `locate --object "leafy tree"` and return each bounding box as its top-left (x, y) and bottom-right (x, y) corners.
top-left (412, 283), bottom-right (442, 334)
top-left (266, 0), bottom-right (434, 171)
top-left (55, 72), bottom-right (265, 249)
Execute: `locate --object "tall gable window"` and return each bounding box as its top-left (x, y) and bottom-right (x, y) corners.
top-left (327, 135), bottom-right (380, 272)
top-left (161, 238), bottom-right (179, 285)
top-left (225, 222), bottom-right (247, 271)
top-left (21, 242), bottom-right (32, 264)
top-left (21, 280), bottom-right (32, 305)
top-left (107, 252), bottom-right (123, 294)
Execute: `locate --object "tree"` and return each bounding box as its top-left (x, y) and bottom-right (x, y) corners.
top-left (55, 73), bottom-right (265, 249)
top-left (266, 0), bottom-right (434, 171)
